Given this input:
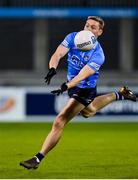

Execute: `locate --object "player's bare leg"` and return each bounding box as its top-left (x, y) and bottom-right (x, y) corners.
top-left (80, 92), bottom-right (116, 118)
top-left (40, 98), bottom-right (84, 155)
top-left (20, 98), bottom-right (85, 169)
top-left (80, 86), bottom-right (137, 118)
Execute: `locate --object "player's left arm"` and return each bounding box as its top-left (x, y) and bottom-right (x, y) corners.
top-left (66, 65), bottom-right (95, 89)
top-left (51, 65), bottom-right (96, 95)
top-left (67, 48), bottom-right (105, 89)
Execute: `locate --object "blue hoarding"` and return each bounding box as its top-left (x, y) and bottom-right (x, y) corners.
top-left (26, 92), bottom-right (138, 116)
top-left (0, 8), bottom-right (138, 18)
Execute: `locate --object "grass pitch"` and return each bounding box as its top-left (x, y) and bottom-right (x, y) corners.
top-left (0, 122), bottom-right (138, 179)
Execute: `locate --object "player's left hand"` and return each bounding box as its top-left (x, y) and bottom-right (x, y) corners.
top-left (51, 82), bottom-right (68, 95)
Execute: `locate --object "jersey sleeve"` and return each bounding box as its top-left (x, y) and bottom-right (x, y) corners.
top-left (61, 33), bottom-right (74, 49)
top-left (87, 47), bottom-right (105, 72)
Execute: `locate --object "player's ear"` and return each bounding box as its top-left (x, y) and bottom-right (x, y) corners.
top-left (98, 29), bottom-right (103, 36)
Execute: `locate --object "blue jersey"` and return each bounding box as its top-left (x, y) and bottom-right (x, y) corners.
top-left (61, 32), bottom-right (105, 88)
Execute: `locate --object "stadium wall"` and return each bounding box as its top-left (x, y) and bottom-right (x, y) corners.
top-left (0, 86), bottom-right (138, 122)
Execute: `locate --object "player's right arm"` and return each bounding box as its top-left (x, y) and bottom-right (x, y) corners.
top-left (49, 32), bottom-right (74, 69)
top-left (44, 45), bottom-right (69, 85)
top-left (49, 45), bottom-right (69, 69)
top-left (45, 32), bottom-right (73, 85)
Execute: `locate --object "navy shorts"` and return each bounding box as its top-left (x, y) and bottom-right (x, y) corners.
top-left (68, 86), bottom-right (97, 107)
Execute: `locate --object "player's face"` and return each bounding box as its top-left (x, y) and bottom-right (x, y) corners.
top-left (84, 19), bottom-right (103, 37)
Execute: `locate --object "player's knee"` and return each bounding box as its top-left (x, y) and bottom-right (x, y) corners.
top-left (80, 112), bottom-right (94, 118)
top-left (85, 112), bottom-right (96, 118)
top-left (80, 106), bottom-right (97, 118)
top-left (53, 115), bottom-right (66, 130)
top-left (81, 113), bottom-right (90, 118)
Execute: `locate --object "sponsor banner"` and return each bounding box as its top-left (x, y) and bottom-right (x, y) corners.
top-left (0, 87), bottom-right (137, 122)
top-left (0, 88), bottom-right (25, 121)
top-left (98, 100), bottom-right (138, 115)
top-left (26, 92), bottom-right (138, 116)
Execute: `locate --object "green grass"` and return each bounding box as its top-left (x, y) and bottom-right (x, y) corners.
top-left (0, 122), bottom-right (138, 179)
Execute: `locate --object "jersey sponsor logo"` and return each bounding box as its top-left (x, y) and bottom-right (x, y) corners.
top-left (71, 55), bottom-right (84, 68)
top-left (89, 62), bottom-right (100, 70)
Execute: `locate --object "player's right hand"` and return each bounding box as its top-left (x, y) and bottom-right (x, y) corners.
top-left (44, 67), bottom-right (56, 85)
top-left (51, 82), bottom-right (68, 95)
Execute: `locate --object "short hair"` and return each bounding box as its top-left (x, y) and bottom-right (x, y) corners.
top-left (87, 16), bottom-right (105, 30)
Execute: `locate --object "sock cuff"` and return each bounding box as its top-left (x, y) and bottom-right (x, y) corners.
top-left (115, 91), bottom-right (119, 100)
top-left (115, 91), bottom-right (124, 100)
top-left (35, 152), bottom-right (45, 162)
top-left (39, 152), bottom-right (45, 157)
